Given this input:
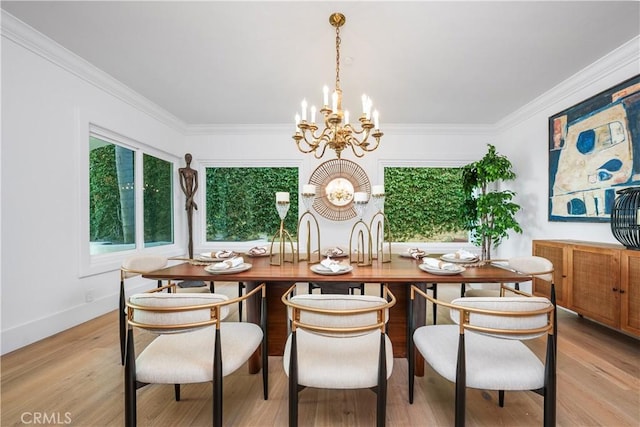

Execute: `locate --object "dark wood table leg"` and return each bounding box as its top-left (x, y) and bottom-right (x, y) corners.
top-left (245, 281), bottom-right (293, 374)
top-left (411, 283), bottom-right (427, 377)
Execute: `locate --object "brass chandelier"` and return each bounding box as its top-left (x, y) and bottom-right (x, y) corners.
top-left (293, 13), bottom-right (383, 159)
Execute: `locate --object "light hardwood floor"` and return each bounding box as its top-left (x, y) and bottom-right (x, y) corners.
top-left (2, 283), bottom-right (639, 426)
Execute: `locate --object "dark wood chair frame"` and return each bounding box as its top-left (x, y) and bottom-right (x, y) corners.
top-left (408, 282), bottom-right (557, 427)
top-left (124, 283), bottom-right (268, 427)
top-left (283, 285), bottom-right (396, 427)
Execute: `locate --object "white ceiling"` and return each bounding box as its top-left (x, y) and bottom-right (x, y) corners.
top-left (3, 1), bottom-right (639, 126)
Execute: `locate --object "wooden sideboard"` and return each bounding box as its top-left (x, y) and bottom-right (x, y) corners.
top-left (532, 240), bottom-right (639, 337)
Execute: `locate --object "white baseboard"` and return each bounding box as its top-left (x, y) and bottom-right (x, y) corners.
top-left (1, 282), bottom-right (151, 355)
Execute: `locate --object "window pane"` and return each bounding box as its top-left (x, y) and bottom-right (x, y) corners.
top-left (143, 154), bottom-right (174, 247)
top-left (89, 136), bottom-right (136, 254)
top-left (205, 167), bottom-right (298, 242)
top-left (384, 167), bottom-right (468, 243)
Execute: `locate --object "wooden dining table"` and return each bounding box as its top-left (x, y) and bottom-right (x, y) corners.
top-left (143, 254), bottom-right (531, 375)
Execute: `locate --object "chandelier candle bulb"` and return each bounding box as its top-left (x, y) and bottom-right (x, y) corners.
top-left (301, 99), bottom-right (307, 121)
top-left (373, 110), bottom-right (380, 129)
top-left (345, 110), bottom-right (350, 125)
top-left (310, 105), bottom-right (316, 124)
top-left (302, 184), bottom-right (316, 195)
top-left (276, 192), bottom-right (290, 203)
top-left (332, 91), bottom-right (339, 113)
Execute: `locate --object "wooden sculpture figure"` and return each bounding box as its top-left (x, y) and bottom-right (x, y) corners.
top-left (179, 153), bottom-right (198, 258)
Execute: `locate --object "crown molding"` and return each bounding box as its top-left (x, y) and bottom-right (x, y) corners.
top-left (496, 35), bottom-right (640, 132)
top-left (1, 11), bottom-right (188, 134)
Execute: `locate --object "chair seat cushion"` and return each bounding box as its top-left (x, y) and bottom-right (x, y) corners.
top-left (414, 324), bottom-right (544, 391)
top-left (135, 322), bottom-right (262, 384)
top-left (283, 329), bottom-right (393, 389)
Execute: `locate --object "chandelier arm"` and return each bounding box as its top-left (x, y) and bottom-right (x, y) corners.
top-left (347, 140), bottom-right (366, 158)
top-left (315, 142), bottom-right (330, 159)
top-left (295, 138), bottom-right (320, 154)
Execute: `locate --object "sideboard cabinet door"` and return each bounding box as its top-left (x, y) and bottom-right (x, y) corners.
top-left (568, 245), bottom-right (621, 329)
top-left (532, 240), bottom-right (568, 306)
top-left (620, 250), bottom-right (640, 336)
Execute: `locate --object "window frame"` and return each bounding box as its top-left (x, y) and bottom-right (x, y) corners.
top-left (79, 123), bottom-right (182, 277)
top-left (378, 159), bottom-right (476, 254)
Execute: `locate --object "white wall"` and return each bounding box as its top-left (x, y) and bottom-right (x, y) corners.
top-left (2, 12), bottom-right (637, 354)
top-left (1, 18), bottom-right (187, 354)
top-left (494, 38), bottom-right (640, 257)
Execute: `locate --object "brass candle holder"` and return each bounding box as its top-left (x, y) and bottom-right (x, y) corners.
top-left (270, 193), bottom-right (295, 265)
top-left (296, 187), bottom-right (321, 263)
top-left (369, 190), bottom-right (392, 263)
top-left (348, 193), bottom-right (373, 266)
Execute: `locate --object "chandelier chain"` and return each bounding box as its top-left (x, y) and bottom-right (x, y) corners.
top-left (335, 26), bottom-right (341, 91)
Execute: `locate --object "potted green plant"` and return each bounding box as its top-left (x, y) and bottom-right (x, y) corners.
top-left (461, 144), bottom-right (522, 260)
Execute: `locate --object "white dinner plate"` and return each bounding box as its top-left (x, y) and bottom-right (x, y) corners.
top-left (310, 264), bottom-right (354, 275)
top-left (440, 254), bottom-right (478, 264)
top-left (204, 263), bottom-right (252, 275)
top-left (419, 263), bottom-right (465, 275)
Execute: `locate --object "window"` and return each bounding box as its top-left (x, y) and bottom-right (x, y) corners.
top-left (143, 154), bottom-right (174, 247)
top-left (384, 166), bottom-right (468, 243)
top-left (88, 134), bottom-right (174, 255)
top-left (205, 166), bottom-right (299, 242)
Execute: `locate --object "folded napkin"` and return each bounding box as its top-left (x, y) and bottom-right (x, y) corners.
top-left (445, 249), bottom-right (477, 260)
top-left (423, 257), bottom-right (458, 271)
top-left (212, 250), bottom-right (236, 259)
top-left (211, 256), bottom-right (244, 270)
top-left (325, 247), bottom-right (345, 257)
top-left (248, 246), bottom-right (268, 256)
top-left (320, 257), bottom-right (348, 273)
top-left (408, 248), bottom-right (426, 259)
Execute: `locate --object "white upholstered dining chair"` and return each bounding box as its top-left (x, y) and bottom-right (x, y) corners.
top-left (408, 285), bottom-right (556, 426)
top-left (465, 256), bottom-right (555, 297)
top-left (119, 255), bottom-right (209, 365)
top-left (124, 282), bottom-right (268, 427)
top-left (281, 285), bottom-right (396, 427)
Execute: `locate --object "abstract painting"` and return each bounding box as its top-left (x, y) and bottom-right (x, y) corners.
top-left (548, 75), bottom-right (640, 222)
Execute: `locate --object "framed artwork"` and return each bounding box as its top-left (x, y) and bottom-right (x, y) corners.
top-left (548, 74), bottom-right (640, 222)
top-left (308, 159), bottom-right (371, 221)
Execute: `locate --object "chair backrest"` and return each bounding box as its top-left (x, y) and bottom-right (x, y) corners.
top-left (449, 296), bottom-right (554, 340)
top-left (508, 256), bottom-right (554, 282)
top-left (127, 292), bottom-right (229, 333)
top-left (121, 255), bottom-right (168, 279)
top-left (284, 289), bottom-right (396, 337)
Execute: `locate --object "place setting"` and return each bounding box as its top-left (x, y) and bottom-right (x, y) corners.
top-left (204, 255), bottom-right (252, 275)
top-left (321, 247), bottom-right (348, 258)
top-left (399, 247), bottom-right (427, 259)
top-left (310, 256), bottom-right (353, 275)
top-left (245, 246), bottom-right (270, 257)
top-left (419, 257), bottom-right (466, 276)
top-left (439, 249), bottom-right (480, 265)
top-left (196, 249), bottom-right (237, 262)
